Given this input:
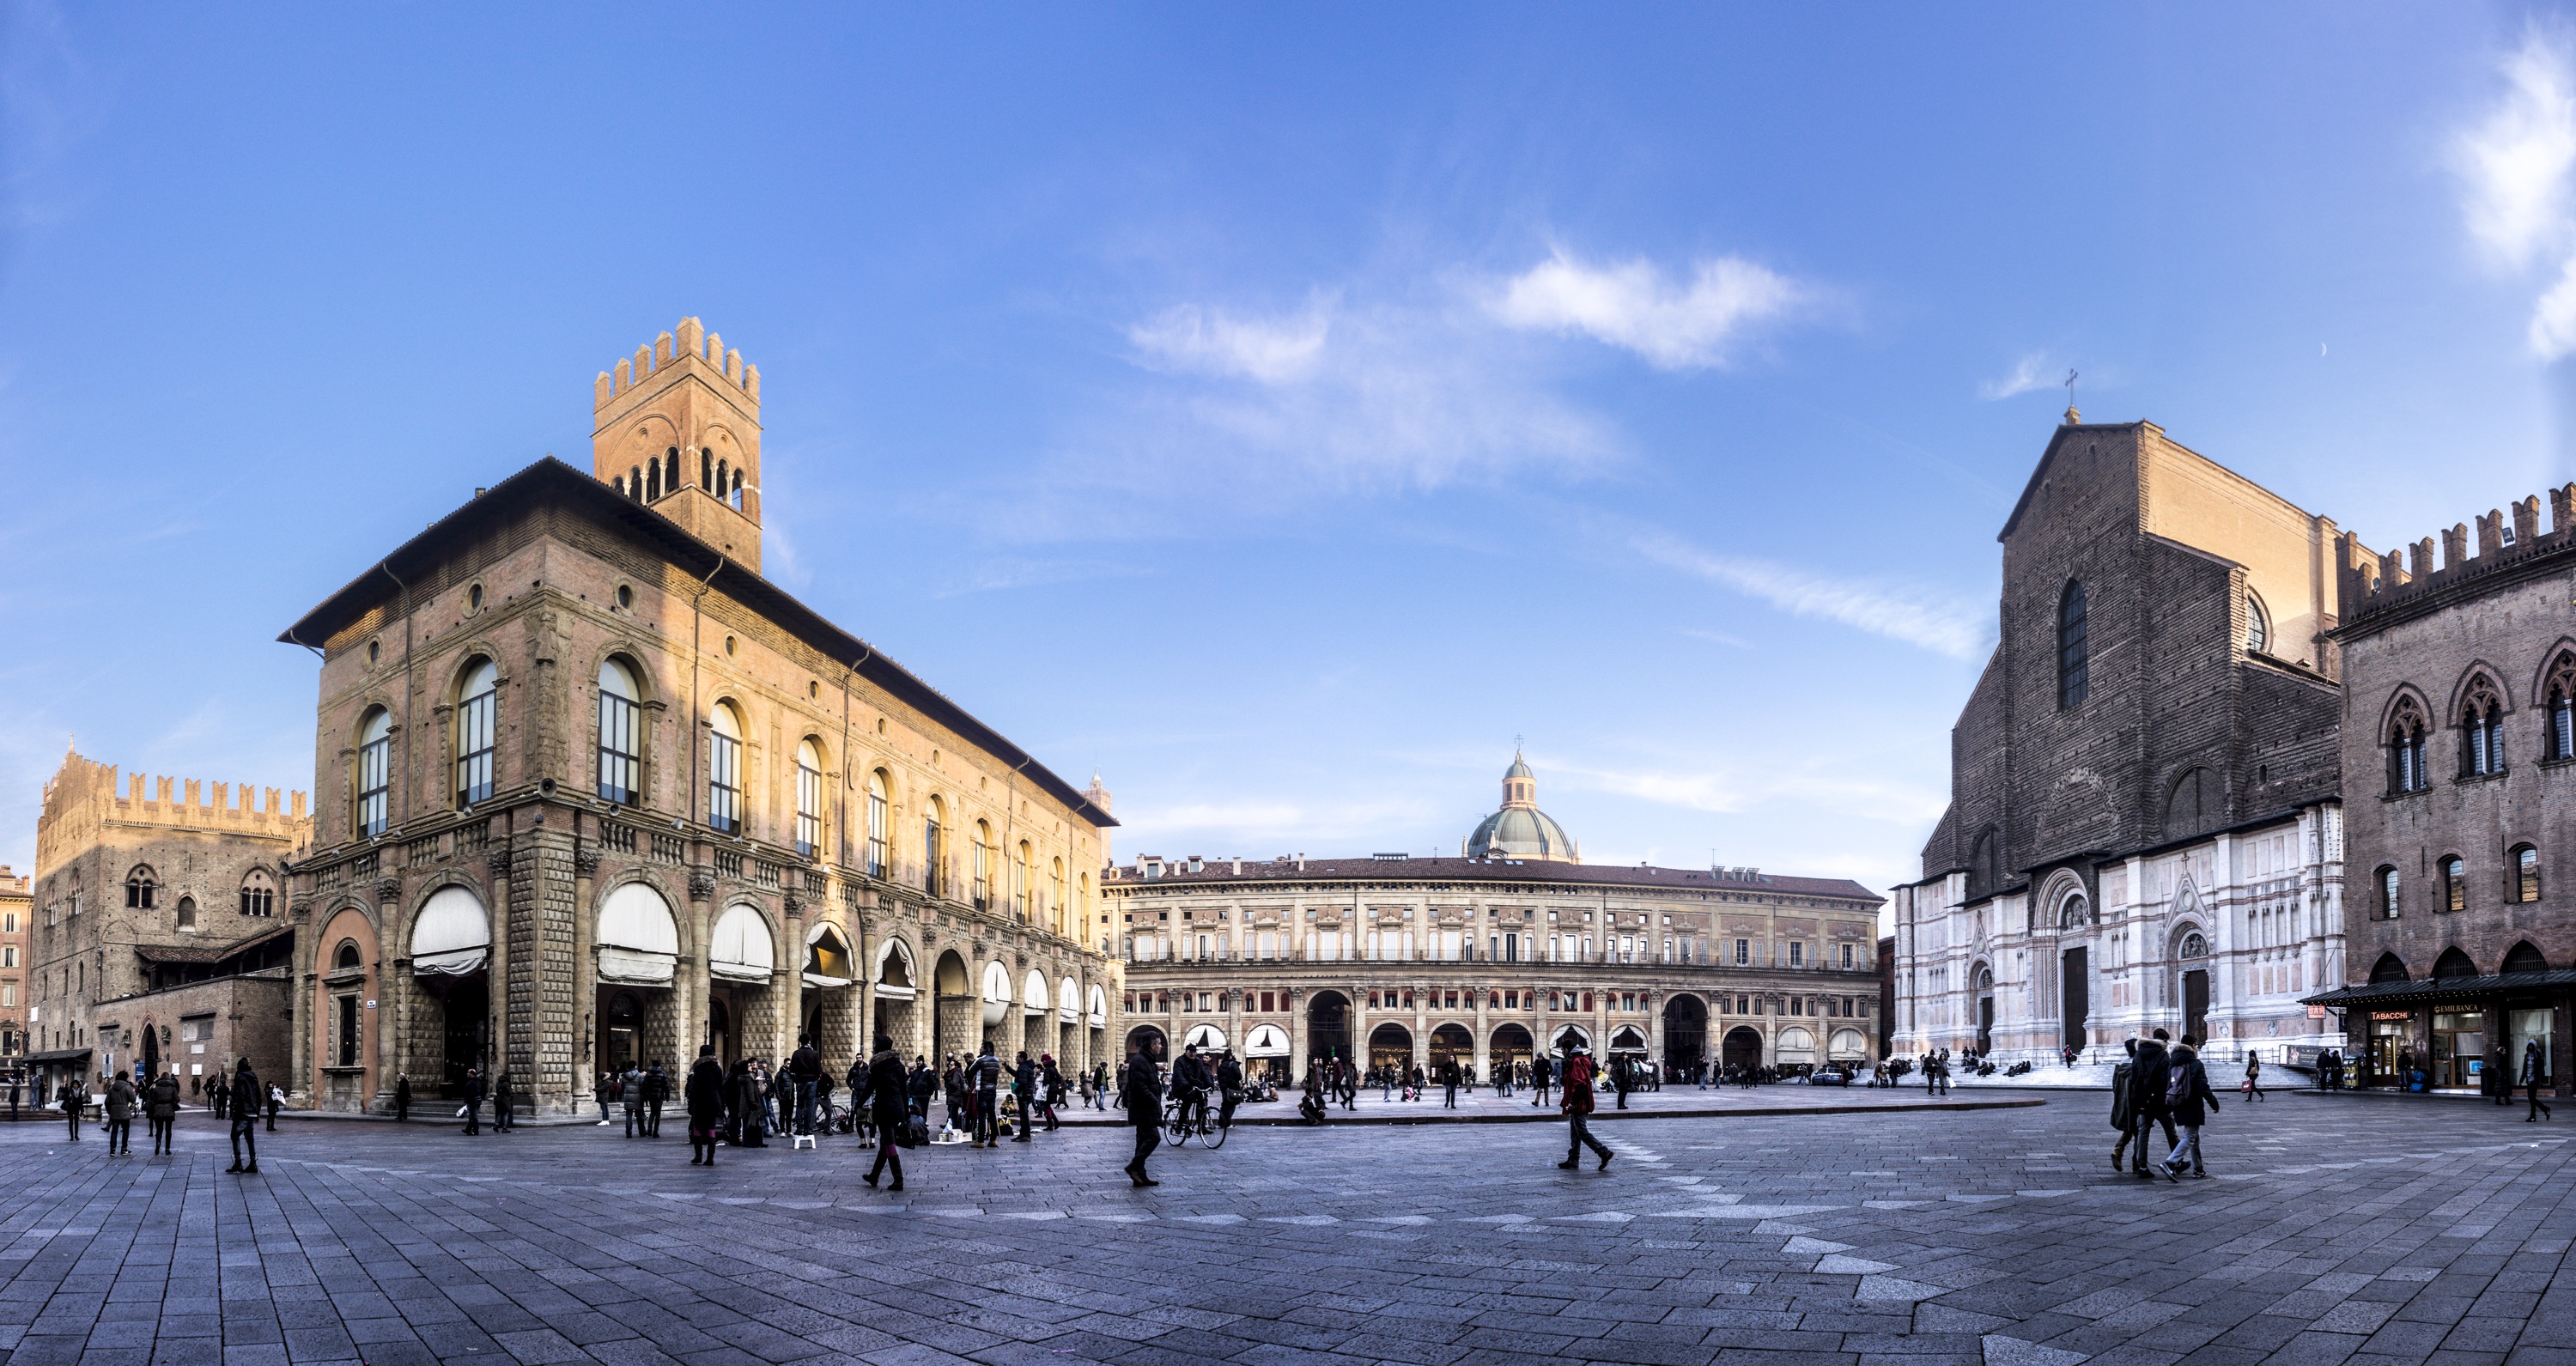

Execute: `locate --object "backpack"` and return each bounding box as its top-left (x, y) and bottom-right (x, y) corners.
top-left (2165, 1058), bottom-right (2196, 1108)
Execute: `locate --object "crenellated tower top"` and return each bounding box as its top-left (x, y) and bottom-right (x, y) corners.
top-left (592, 316), bottom-right (765, 573)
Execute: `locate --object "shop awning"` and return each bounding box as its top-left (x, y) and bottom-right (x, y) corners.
top-left (598, 883), bottom-right (681, 986)
top-left (2303, 968), bottom-right (2576, 1008)
top-left (1245, 1023), bottom-right (1290, 1058)
top-left (709, 903), bottom-right (775, 984)
top-left (20, 1047), bottom-right (92, 1066)
top-left (410, 886), bottom-right (490, 977)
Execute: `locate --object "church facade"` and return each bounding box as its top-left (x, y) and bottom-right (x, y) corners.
top-left (1893, 416), bottom-right (2361, 1066)
top-left (278, 319), bottom-right (1121, 1117)
top-left (1114, 758), bottom-right (1884, 1082)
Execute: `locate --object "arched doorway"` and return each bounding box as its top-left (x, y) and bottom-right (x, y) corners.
top-left (1661, 994), bottom-right (1706, 1077)
top-left (1721, 1025), bottom-right (1763, 1072)
top-left (1368, 1022), bottom-right (1414, 1073)
top-left (1490, 1023), bottom-right (1534, 1081)
top-left (1124, 1024), bottom-right (1166, 1060)
top-left (872, 938), bottom-right (918, 1059)
top-left (1430, 1023), bottom-right (1473, 1076)
top-left (2175, 931), bottom-right (2209, 1044)
top-left (2058, 891), bottom-right (2090, 1051)
top-left (603, 992), bottom-right (643, 1075)
top-left (1550, 1023), bottom-right (1591, 1057)
top-left (411, 884), bottom-right (493, 1098)
top-left (706, 998), bottom-right (732, 1064)
top-left (1307, 991), bottom-right (1352, 1075)
top-left (932, 951), bottom-right (971, 1063)
top-left (1973, 963), bottom-right (1995, 1054)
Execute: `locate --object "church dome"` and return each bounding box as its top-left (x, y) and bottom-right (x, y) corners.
top-left (1464, 752), bottom-right (1580, 863)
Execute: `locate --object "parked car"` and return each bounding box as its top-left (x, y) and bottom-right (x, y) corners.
top-left (1806, 1067), bottom-right (1853, 1086)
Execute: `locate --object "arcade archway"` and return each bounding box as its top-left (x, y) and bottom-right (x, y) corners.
top-left (1661, 993), bottom-right (1707, 1075)
top-left (1367, 1022), bottom-right (1413, 1072)
top-left (1490, 1023), bottom-right (1534, 1079)
top-left (1721, 1025), bottom-right (1763, 1071)
top-left (1306, 991), bottom-right (1352, 1074)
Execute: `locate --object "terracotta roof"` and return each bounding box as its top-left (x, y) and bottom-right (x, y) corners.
top-left (1108, 856), bottom-right (1880, 903)
top-left (131, 925), bottom-right (294, 966)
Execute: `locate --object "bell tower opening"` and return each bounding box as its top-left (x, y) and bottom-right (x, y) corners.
top-left (592, 316), bottom-right (765, 574)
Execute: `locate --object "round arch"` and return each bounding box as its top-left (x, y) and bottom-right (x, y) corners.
top-left (1549, 1023), bottom-right (1592, 1057)
top-left (1490, 1022), bottom-right (1535, 1076)
top-left (873, 937), bottom-right (918, 996)
top-left (1828, 1028), bottom-right (1868, 1061)
top-left (708, 903), bottom-right (775, 984)
top-left (1430, 1022), bottom-right (1473, 1070)
top-left (1368, 1022), bottom-right (1414, 1072)
top-left (1720, 1025), bottom-right (1763, 1071)
top-left (410, 883), bottom-right (490, 978)
top-left (981, 961), bottom-right (1012, 1026)
top-left (1124, 1023), bottom-right (1166, 1059)
top-left (1058, 975), bottom-right (1081, 1024)
top-left (1306, 990), bottom-right (1352, 1067)
top-left (1775, 1026), bottom-right (1818, 1065)
top-left (1022, 969), bottom-right (1050, 1017)
top-left (1182, 1023), bottom-right (1226, 1053)
top-left (803, 921), bottom-right (854, 987)
top-left (1660, 993), bottom-right (1707, 1072)
top-left (1086, 983), bottom-right (1109, 1029)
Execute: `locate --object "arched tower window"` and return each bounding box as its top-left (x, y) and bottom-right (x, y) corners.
top-left (2460, 676), bottom-right (2506, 778)
top-left (335, 941), bottom-right (361, 970)
top-left (2376, 865), bottom-right (2400, 920)
top-left (239, 868), bottom-right (276, 919)
top-left (2386, 695), bottom-right (2429, 794)
top-left (708, 702), bottom-right (744, 836)
top-left (2440, 855), bottom-right (2468, 913)
top-left (2546, 652), bottom-right (2576, 761)
top-left (664, 446), bottom-right (680, 497)
top-left (701, 448), bottom-right (714, 491)
top-left (2513, 844), bottom-right (2543, 904)
top-left (629, 465), bottom-right (644, 502)
top-left (2057, 581), bottom-right (2089, 710)
top-left (355, 707), bottom-right (393, 838)
top-left (174, 895), bottom-right (195, 930)
top-left (455, 658), bottom-right (498, 807)
top-left (2245, 590), bottom-right (2269, 653)
top-left (125, 866), bottom-right (156, 909)
top-left (646, 457), bottom-right (661, 501)
top-left (1014, 841), bottom-right (1032, 922)
top-left (866, 771), bottom-right (890, 878)
top-left (596, 659), bottom-right (641, 805)
top-left (794, 739), bottom-right (823, 860)
top-left (1050, 856), bottom-right (1066, 932)
top-left (971, 820), bottom-right (994, 910)
top-left (716, 459), bottom-right (729, 503)
top-left (730, 465), bottom-right (744, 510)
top-left (923, 798), bottom-right (946, 898)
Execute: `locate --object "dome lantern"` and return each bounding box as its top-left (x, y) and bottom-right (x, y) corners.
top-left (1465, 750), bottom-right (1579, 863)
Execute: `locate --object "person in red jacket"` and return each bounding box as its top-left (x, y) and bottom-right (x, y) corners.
top-left (1557, 1045), bottom-right (1613, 1171)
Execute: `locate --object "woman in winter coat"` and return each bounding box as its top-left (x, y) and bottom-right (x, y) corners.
top-left (144, 1072), bottom-right (181, 1156)
top-left (2157, 1038), bottom-right (2222, 1181)
top-left (732, 1061), bottom-right (767, 1147)
top-left (684, 1047), bottom-right (726, 1164)
top-left (860, 1035), bottom-right (909, 1191)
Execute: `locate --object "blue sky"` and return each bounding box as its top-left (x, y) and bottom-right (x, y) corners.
top-left (3, 6), bottom-right (2573, 911)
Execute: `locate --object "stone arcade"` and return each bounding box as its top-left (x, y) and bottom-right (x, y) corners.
top-left (279, 319), bottom-right (1121, 1116)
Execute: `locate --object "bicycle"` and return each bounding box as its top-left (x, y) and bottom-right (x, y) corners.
top-left (1163, 1090), bottom-right (1225, 1149)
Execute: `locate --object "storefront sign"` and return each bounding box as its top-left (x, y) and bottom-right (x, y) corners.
top-left (2371, 1011), bottom-right (2411, 1022)
top-left (2307, 1005), bottom-right (2327, 1019)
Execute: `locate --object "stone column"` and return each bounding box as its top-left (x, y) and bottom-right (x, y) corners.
top-left (783, 890), bottom-right (806, 1055)
top-left (1413, 985), bottom-right (1429, 1075)
top-left (572, 835), bottom-right (598, 1087)
top-left (1288, 987), bottom-right (1307, 1084)
top-left (288, 894), bottom-right (317, 1108)
top-left (684, 865), bottom-right (714, 1063)
top-left (1648, 990), bottom-right (1664, 1079)
top-left (485, 846), bottom-right (513, 1098)
top-left (1473, 986), bottom-right (1490, 1085)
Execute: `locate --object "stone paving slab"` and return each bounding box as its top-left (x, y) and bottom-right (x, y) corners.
top-left (3, 1093), bottom-right (2572, 1363)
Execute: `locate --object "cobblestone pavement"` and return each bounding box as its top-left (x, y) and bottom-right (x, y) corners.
top-left (1048, 1079), bottom-right (2008, 1123)
top-left (3, 1094), bottom-right (2573, 1366)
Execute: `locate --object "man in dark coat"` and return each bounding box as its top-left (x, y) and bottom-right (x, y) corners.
top-left (1531, 1053), bottom-right (1553, 1107)
top-left (227, 1059), bottom-right (262, 1174)
top-left (144, 1072), bottom-right (180, 1156)
top-left (492, 1072), bottom-right (515, 1132)
top-left (394, 1073), bottom-right (411, 1123)
top-left (1010, 1050), bottom-right (1036, 1143)
top-left (970, 1043), bottom-right (1001, 1147)
top-left (644, 1061), bottom-right (668, 1137)
top-left (860, 1035), bottom-right (909, 1190)
top-left (790, 1035), bottom-right (823, 1136)
top-left (104, 1073), bottom-right (136, 1155)
top-left (1123, 1038), bottom-right (1165, 1187)
top-left (1215, 1050), bottom-right (1244, 1131)
top-left (1441, 1057), bottom-right (1461, 1109)
top-left (2125, 1031), bottom-right (2174, 1180)
top-left (2156, 1035), bottom-right (2221, 1181)
top-left (58, 1078), bottom-right (83, 1140)
top-left (461, 1069), bottom-right (485, 1136)
top-left (685, 1046), bottom-right (726, 1165)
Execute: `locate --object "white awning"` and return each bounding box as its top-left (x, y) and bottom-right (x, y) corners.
top-left (1087, 984), bottom-right (1109, 1029)
top-left (1184, 1023), bottom-right (1226, 1052)
top-left (803, 920), bottom-right (854, 987)
top-left (1022, 969), bottom-right (1049, 1015)
top-left (596, 882), bottom-right (679, 986)
top-left (710, 903), bottom-right (775, 984)
top-left (1058, 975), bottom-right (1080, 1024)
top-left (1828, 1029), bottom-right (1868, 1059)
top-left (802, 972), bottom-right (853, 989)
top-left (1246, 1023), bottom-right (1290, 1057)
top-left (981, 961), bottom-right (1012, 1026)
top-left (410, 886), bottom-right (489, 977)
top-left (874, 938), bottom-right (915, 999)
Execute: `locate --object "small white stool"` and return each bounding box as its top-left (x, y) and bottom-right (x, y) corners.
top-left (791, 1132), bottom-right (816, 1150)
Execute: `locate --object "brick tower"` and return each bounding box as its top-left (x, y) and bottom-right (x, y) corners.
top-left (592, 316), bottom-right (764, 573)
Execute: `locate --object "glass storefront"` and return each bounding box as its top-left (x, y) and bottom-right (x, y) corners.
top-left (2509, 1006), bottom-right (2552, 1089)
top-left (2432, 1011), bottom-right (2485, 1090)
top-left (2366, 1013), bottom-right (2413, 1088)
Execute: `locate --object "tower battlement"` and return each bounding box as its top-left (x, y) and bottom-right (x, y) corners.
top-left (2338, 483), bottom-right (2576, 618)
top-left (35, 748), bottom-right (310, 874)
top-left (589, 316), bottom-right (766, 573)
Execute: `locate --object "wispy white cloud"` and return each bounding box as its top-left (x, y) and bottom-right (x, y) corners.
top-left (1627, 529), bottom-right (1989, 659)
top-left (2455, 27), bottom-right (2576, 359)
top-left (1127, 301), bottom-right (1331, 384)
top-left (1488, 250), bottom-right (1807, 370)
top-left (1978, 352), bottom-right (2059, 401)
top-left (1548, 759), bottom-right (1947, 826)
top-left (935, 556), bottom-right (1145, 598)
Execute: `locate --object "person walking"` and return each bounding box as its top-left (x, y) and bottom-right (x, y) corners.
top-left (394, 1073), bottom-right (411, 1123)
top-left (1557, 1045), bottom-right (1613, 1171)
top-left (1532, 1053), bottom-right (1553, 1108)
top-left (790, 1034), bottom-right (823, 1138)
top-left (1441, 1057), bottom-right (1460, 1109)
top-left (58, 1078), bottom-right (83, 1141)
top-left (104, 1073), bottom-right (136, 1156)
top-left (2109, 1039), bottom-right (2137, 1173)
top-left (1010, 1049), bottom-right (1036, 1144)
top-left (732, 1060), bottom-right (767, 1148)
top-left (144, 1072), bottom-right (179, 1156)
top-left (685, 1045), bottom-right (726, 1165)
top-left (971, 1042), bottom-right (1001, 1147)
top-left (1612, 1055), bottom-right (1632, 1110)
top-left (1123, 1036), bottom-right (1165, 1187)
top-left (644, 1060), bottom-right (668, 1137)
top-left (1040, 1054), bottom-right (1064, 1132)
top-left (860, 1035), bottom-right (908, 1190)
top-left (491, 1072), bottom-right (514, 1132)
top-left (1216, 1049), bottom-right (1243, 1132)
top-left (227, 1059), bottom-right (262, 1174)
top-left (2242, 1054), bottom-right (2266, 1102)
top-left (2158, 1035), bottom-right (2221, 1181)
top-left (461, 1068), bottom-right (485, 1136)
top-left (2126, 1031), bottom-right (2175, 1180)
top-left (622, 1065), bottom-right (646, 1138)
top-left (595, 1071), bottom-right (616, 1125)
top-left (2523, 1040), bottom-right (2554, 1121)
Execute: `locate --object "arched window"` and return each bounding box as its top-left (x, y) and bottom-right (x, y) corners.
top-left (1051, 857), bottom-right (1066, 932)
top-left (629, 465), bottom-right (644, 502)
top-left (664, 446), bottom-right (680, 496)
top-left (175, 895), bottom-right (195, 929)
top-left (455, 658), bottom-right (498, 807)
top-left (922, 798), bottom-right (946, 898)
top-left (2369, 952), bottom-right (2409, 983)
top-left (239, 868), bottom-right (276, 919)
top-left (2386, 695), bottom-right (2429, 794)
top-left (2440, 855), bottom-right (2468, 913)
top-left (2178, 931), bottom-right (2208, 960)
top-left (2460, 677), bottom-right (2506, 778)
top-left (1013, 841), bottom-right (1032, 922)
top-left (356, 707), bottom-right (393, 837)
top-left (2433, 946), bottom-right (2477, 979)
top-left (596, 659), bottom-right (641, 805)
top-left (708, 702), bottom-right (744, 835)
top-left (2376, 865), bottom-right (2400, 920)
top-left (335, 941), bottom-right (361, 970)
top-left (701, 448), bottom-right (714, 491)
top-left (794, 739), bottom-right (823, 860)
top-left (866, 771), bottom-right (890, 878)
top-left (2059, 893), bottom-right (2089, 928)
top-left (2513, 844), bottom-right (2543, 904)
top-left (2504, 941), bottom-right (2549, 976)
top-left (716, 458), bottom-right (729, 501)
top-left (646, 457), bottom-right (661, 501)
top-left (730, 465), bottom-right (744, 511)
top-left (971, 820), bottom-right (994, 910)
top-left (2547, 653), bottom-right (2576, 761)
top-left (2057, 581), bottom-right (2089, 709)
top-left (125, 865), bottom-right (156, 910)
top-left (2245, 591), bottom-right (2269, 653)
